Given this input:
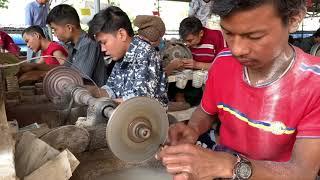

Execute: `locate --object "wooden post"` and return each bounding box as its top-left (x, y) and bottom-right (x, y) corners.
top-left (0, 69), bottom-right (16, 180)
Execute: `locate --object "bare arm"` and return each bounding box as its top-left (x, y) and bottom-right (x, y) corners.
top-left (159, 137), bottom-right (320, 180)
top-left (36, 57), bottom-right (45, 64)
top-left (188, 106), bottom-right (216, 136)
top-left (52, 50), bottom-right (67, 65)
top-left (249, 138), bottom-right (320, 179)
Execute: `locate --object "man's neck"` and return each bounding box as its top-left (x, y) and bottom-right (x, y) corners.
top-left (40, 39), bottom-right (51, 51)
top-left (246, 45), bottom-right (294, 86)
top-left (36, 0), bottom-right (45, 5)
top-left (70, 29), bottom-right (82, 45)
top-left (125, 36), bottom-right (133, 52)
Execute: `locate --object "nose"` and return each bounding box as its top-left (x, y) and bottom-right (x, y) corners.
top-left (230, 36), bottom-right (250, 57)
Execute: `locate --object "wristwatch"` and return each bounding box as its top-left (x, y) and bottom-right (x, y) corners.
top-left (232, 154), bottom-right (253, 180)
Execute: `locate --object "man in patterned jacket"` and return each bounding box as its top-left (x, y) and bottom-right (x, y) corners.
top-left (87, 6), bottom-right (168, 107)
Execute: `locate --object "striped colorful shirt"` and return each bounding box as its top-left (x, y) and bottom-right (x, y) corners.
top-left (190, 27), bottom-right (225, 63)
top-left (201, 47), bottom-right (320, 162)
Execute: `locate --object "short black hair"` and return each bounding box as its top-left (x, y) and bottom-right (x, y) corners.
top-left (22, 25), bottom-right (46, 38)
top-left (46, 4), bottom-right (80, 28)
top-left (212, 0), bottom-right (306, 25)
top-left (179, 17), bottom-right (203, 40)
top-left (313, 28), bottom-right (320, 38)
top-left (88, 6), bottom-right (134, 38)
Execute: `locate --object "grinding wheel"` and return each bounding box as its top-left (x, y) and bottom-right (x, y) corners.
top-left (107, 97), bottom-right (168, 163)
top-left (40, 125), bottom-right (90, 154)
top-left (310, 43), bottom-right (320, 57)
top-left (43, 66), bottom-right (83, 101)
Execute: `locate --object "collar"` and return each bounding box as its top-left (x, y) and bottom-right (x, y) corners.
top-left (35, 0), bottom-right (45, 7)
top-left (73, 31), bottom-right (87, 50)
top-left (122, 36), bottom-right (142, 63)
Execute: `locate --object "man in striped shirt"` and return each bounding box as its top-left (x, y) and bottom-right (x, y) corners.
top-left (46, 4), bottom-right (107, 86)
top-left (166, 17), bottom-right (225, 106)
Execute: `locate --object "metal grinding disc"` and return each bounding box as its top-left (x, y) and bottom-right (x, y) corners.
top-left (106, 97), bottom-right (169, 163)
top-left (40, 125), bottom-right (90, 154)
top-left (162, 40), bottom-right (193, 67)
top-left (43, 66), bottom-right (83, 101)
top-left (310, 43), bottom-right (320, 57)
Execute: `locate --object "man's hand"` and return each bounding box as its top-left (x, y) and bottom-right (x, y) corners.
top-left (182, 59), bottom-right (196, 69)
top-left (165, 59), bottom-right (185, 75)
top-left (156, 144), bottom-right (235, 180)
top-left (167, 122), bottom-right (199, 146)
top-left (85, 85), bottom-right (109, 98)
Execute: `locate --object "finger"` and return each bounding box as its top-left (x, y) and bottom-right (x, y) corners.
top-left (164, 144), bottom-right (198, 155)
top-left (168, 123), bottom-right (187, 145)
top-left (173, 173), bottom-right (191, 180)
top-left (166, 163), bottom-right (193, 175)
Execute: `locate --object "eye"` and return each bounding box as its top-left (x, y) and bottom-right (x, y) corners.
top-left (248, 35), bottom-right (263, 40)
top-left (247, 33), bottom-right (265, 40)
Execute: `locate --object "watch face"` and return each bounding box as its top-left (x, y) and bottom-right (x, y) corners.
top-left (236, 162), bottom-right (252, 179)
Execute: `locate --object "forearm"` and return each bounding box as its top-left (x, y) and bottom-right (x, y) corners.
top-left (218, 156), bottom-right (315, 180)
top-left (250, 159), bottom-right (315, 180)
top-left (187, 107), bottom-right (215, 136)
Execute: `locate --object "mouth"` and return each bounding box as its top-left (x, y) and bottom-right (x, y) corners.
top-left (238, 58), bottom-right (254, 66)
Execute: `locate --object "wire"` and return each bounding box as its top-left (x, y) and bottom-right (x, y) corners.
top-left (0, 55), bottom-right (103, 96)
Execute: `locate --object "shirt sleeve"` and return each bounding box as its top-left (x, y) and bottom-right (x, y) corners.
top-left (188, 0), bottom-right (199, 16)
top-left (122, 49), bottom-right (159, 101)
top-left (296, 96), bottom-right (320, 138)
top-left (213, 30), bottom-right (226, 56)
top-left (25, 4), bottom-right (33, 26)
top-left (201, 64), bottom-right (218, 115)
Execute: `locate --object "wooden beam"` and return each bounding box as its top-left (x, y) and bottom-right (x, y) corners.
top-left (0, 70), bottom-right (16, 179)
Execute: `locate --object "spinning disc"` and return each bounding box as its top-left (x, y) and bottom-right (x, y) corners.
top-left (106, 97), bottom-right (168, 163)
top-left (43, 66), bottom-right (83, 101)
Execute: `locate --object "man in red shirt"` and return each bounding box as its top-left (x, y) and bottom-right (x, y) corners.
top-left (158, 0), bottom-right (320, 179)
top-left (22, 25), bottom-right (68, 65)
top-left (0, 31), bottom-right (20, 56)
top-left (166, 16), bottom-right (225, 73)
top-left (166, 17), bottom-right (225, 107)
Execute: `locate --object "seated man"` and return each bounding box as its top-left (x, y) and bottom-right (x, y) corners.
top-left (133, 15), bottom-right (166, 49)
top-left (87, 6), bottom-right (168, 107)
top-left (158, 0), bottom-right (320, 179)
top-left (22, 25), bottom-right (68, 65)
top-left (166, 17), bottom-right (225, 106)
top-left (0, 30), bottom-right (20, 56)
top-left (297, 28), bottom-right (320, 53)
top-left (46, 4), bottom-right (106, 86)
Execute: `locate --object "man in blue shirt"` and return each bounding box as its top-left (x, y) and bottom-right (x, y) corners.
top-left (25, 0), bottom-right (49, 60)
top-left (25, 0), bottom-right (49, 28)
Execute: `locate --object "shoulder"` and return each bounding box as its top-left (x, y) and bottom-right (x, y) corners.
top-left (203, 28), bottom-right (222, 36)
top-left (209, 49), bottom-right (239, 72)
top-left (295, 47), bottom-right (320, 81)
top-left (26, 1), bottom-right (35, 8)
top-left (78, 34), bottom-right (99, 49)
top-left (133, 36), bottom-right (152, 49)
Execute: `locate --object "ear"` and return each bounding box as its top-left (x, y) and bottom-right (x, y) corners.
top-left (199, 30), bottom-right (204, 38)
top-left (33, 32), bottom-right (40, 39)
top-left (66, 24), bottom-right (74, 32)
top-left (117, 28), bottom-right (129, 42)
top-left (288, 9), bottom-right (306, 33)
